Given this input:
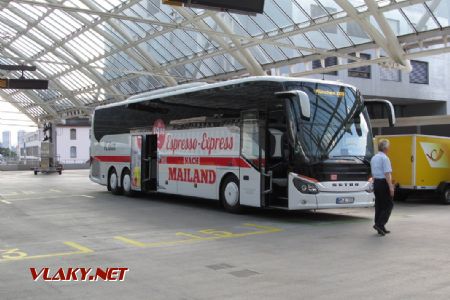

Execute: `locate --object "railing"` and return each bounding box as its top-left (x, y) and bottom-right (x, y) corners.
top-left (7, 157), bottom-right (89, 165)
top-left (58, 159), bottom-right (90, 165)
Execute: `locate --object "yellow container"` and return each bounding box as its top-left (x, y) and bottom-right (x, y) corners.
top-left (374, 134), bottom-right (450, 190)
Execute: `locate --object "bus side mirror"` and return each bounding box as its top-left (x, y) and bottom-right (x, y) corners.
top-left (276, 90), bottom-right (311, 121)
top-left (364, 99), bottom-right (396, 127)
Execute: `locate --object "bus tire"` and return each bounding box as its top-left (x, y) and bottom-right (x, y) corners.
top-left (220, 175), bottom-right (243, 214)
top-left (108, 168), bottom-right (122, 195)
top-left (441, 185), bottom-right (450, 205)
top-left (121, 168), bottom-right (136, 197)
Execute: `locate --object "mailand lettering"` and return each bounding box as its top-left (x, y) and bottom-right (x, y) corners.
top-left (168, 167), bottom-right (216, 184)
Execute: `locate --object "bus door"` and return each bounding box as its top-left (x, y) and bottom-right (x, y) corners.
top-left (142, 134), bottom-right (158, 191)
top-left (240, 110), bottom-right (271, 207)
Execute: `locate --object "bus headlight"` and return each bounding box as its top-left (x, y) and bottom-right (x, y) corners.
top-left (293, 178), bottom-right (319, 194)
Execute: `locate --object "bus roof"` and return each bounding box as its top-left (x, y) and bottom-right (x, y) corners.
top-left (97, 76), bottom-right (357, 111)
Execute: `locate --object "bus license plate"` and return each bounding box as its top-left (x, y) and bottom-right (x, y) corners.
top-left (336, 197), bottom-right (354, 204)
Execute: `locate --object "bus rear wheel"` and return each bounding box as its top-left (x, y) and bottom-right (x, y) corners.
top-left (121, 169), bottom-right (136, 197)
top-left (220, 175), bottom-right (243, 214)
top-left (109, 168), bottom-right (122, 195)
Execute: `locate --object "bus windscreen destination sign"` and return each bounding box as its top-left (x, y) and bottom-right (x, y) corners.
top-left (163, 0), bottom-right (265, 14)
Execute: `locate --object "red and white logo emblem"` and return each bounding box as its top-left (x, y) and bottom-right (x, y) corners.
top-left (330, 174), bottom-right (338, 181)
top-left (153, 119), bottom-right (166, 150)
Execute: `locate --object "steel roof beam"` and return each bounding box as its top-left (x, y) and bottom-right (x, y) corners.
top-left (174, 7), bottom-right (264, 76)
top-left (416, 0), bottom-right (442, 31)
top-left (77, 0), bottom-right (177, 87)
top-left (364, 0), bottom-right (411, 71)
top-left (0, 7), bottom-right (99, 116)
top-left (0, 91), bottom-right (39, 123)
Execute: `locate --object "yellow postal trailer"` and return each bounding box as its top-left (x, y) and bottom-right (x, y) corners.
top-left (374, 134), bottom-right (450, 203)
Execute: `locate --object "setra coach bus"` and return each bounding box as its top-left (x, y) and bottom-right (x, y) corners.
top-left (90, 77), bottom-right (395, 213)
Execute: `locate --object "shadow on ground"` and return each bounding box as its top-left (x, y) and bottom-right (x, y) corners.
top-left (99, 191), bottom-right (372, 225)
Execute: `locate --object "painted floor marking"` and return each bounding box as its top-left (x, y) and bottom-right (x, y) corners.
top-left (0, 188), bottom-right (83, 200)
top-left (114, 223), bottom-right (283, 248)
top-left (0, 200), bottom-right (11, 204)
top-left (22, 191), bottom-right (36, 195)
top-left (0, 242), bottom-right (94, 263)
top-left (0, 195), bottom-right (96, 202)
top-left (0, 192), bottom-right (18, 197)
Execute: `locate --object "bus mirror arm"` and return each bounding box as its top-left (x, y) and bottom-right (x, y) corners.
top-left (276, 90), bottom-right (311, 121)
top-left (364, 99), bottom-right (396, 127)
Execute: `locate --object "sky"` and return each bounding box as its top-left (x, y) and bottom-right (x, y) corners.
top-left (0, 100), bottom-right (38, 147)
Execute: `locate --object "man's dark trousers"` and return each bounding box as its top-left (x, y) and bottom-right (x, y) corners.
top-left (374, 179), bottom-right (394, 227)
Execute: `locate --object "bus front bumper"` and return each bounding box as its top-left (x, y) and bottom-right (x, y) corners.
top-left (288, 190), bottom-right (375, 210)
top-left (288, 173), bottom-right (375, 210)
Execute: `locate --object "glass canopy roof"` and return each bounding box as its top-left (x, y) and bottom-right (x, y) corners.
top-left (0, 0), bottom-right (449, 122)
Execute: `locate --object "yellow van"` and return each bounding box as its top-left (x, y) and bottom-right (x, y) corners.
top-left (374, 134), bottom-right (450, 203)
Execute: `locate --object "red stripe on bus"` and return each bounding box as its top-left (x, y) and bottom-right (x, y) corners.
top-left (162, 156), bottom-right (251, 168)
top-left (95, 155), bottom-right (251, 168)
top-left (94, 156), bottom-right (131, 163)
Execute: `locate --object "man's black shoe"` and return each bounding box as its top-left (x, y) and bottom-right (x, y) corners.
top-left (382, 227), bottom-right (391, 234)
top-left (373, 225), bottom-right (385, 236)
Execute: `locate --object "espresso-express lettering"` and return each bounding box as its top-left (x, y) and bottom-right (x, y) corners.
top-left (200, 133), bottom-right (234, 154)
top-left (166, 136), bottom-right (198, 153)
top-left (164, 132), bottom-right (234, 154)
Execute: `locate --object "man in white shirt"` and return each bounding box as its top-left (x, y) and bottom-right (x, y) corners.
top-left (370, 139), bottom-right (394, 236)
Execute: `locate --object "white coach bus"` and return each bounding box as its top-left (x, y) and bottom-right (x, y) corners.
top-left (90, 76), bottom-right (395, 212)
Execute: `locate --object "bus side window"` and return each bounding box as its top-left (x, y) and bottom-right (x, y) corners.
top-left (267, 100), bottom-right (288, 161)
top-left (269, 129), bottom-right (284, 158)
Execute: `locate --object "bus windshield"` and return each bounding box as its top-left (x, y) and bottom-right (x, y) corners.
top-left (286, 82), bottom-right (374, 163)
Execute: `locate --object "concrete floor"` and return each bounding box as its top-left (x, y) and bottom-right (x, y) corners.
top-left (1, 170), bottom-right (449, 300)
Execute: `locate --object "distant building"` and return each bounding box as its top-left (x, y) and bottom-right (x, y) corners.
top-left (55, 119), bottom-right (90, 164)
top-left (2, 131), bottom-right (11, 149)
top-left (20, 130), bottom-right (42, 158)
top-left (18, 119), bottom-right (91, 165)
top-left (17, 130), bottom-right (26, 155)
top-left (17, 130), bottom-right (26, 144)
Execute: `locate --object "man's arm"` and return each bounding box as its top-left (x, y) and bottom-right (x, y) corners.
top-left (383, 156), bottom-right (394, 198)
top-left (385, 172), bottom-right (395, 198)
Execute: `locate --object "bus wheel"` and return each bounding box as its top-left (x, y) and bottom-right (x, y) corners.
top-left (442, 186), bottom-right (450, 204)
top-left (220, 175), bottom-right (243, 213)
top-left (122, 169), bottom-right (136, 197)
top-left (109, 169), bottom-right (122, 195)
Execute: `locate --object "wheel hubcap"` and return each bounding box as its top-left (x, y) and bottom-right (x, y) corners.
top-left (110, 173), bottom-right (117, 189)
top-left (123, 174), bottom-right (131, 192)
top-left (446, 190), bottom-right (450, 201)
top-left (224, 182), bottom-right (239, 206)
